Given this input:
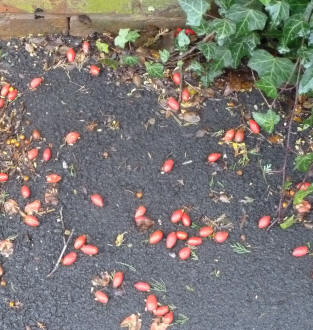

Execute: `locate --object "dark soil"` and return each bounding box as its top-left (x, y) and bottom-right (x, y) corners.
top-left (0, 37), bottom-right (313, 330)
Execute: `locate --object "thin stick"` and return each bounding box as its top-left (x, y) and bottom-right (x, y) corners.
top-left (178, 64), bottom-right (183, 103)
top-left (47, 229), bottom-right (74, 278)
top-left (267, 62), bottom-right (302, 230)
top-left (250, 70), bottom-right (272, 109)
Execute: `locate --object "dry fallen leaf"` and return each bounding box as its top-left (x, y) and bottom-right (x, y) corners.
top-left (115, 232), bottom-right (127, 247)
top-left (44, 187), bottom-right (59, 205)
top-left (239, 212), bottom-right (248, 230)
top-left (91, 272), bottom-right (110, 287)
top-left (267, 134), bottom-right (284, 144)
top-left (209, 192), bottom-right (232, 203)
top-left (0, 239), bottom-right (14, 258)
top-left (25, 43), bottom-right (35, 53)
top-left (85, 121), bottom-right (98, 132)
top-left (132, 74), bottom-right (142, 87)
top-left (202, 88), bottom-right (215, 98)
top-left (181, 111), bottom-right (200, 124)
top-left (120, 313), bottom-right (142, 330)
top-left (3, 199), bottom-right (19, 215)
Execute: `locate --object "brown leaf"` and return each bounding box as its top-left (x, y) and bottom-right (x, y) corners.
top-left (91, 271), bottom-right (111, 287)
top-left (120, 313), bottom-right (142, 330)
top-left (239, 212), bottom-right (248, 230)
top-left (0, 239), bottom-right (14, 258)
top-left (134, 216), bottom-right (154, 232)
top-left (3, 199), bottom-right (19, 215)
top-left (223, 83), bottom-right (233, 97)
top-left (209, 192), bottom-right (232, 203)
top-left (267, 134), bottom-right (284, 144)
top-left (44, 187), bottom-right (59, 206)
top-left (133, 74), bottom-right (142, 87)
top-left (202, 88), bottom-right (215, 98)
top-left (85, 121), bottom-right (98, 132)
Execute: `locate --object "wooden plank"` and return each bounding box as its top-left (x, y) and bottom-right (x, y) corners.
top-left (70, 14), bottom-right (185, 37)
top-left (0, 13), bottom-right (68, 38)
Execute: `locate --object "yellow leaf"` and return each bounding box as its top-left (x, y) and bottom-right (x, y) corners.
top-left (115, 232), bottom-right (127, 247)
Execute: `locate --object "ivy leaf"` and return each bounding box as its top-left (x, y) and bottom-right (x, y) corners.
top-left (214, 46), bottom-right (233, 67)
top-left (99, 58), bottom-right (119, 70)
top-left (191, 19), bottom-right (212, 36)
top-left (178, 0), bottom-right (210, 26)
top-left (265, 1), bottom-right (290, 26)
top-left (204, 67), bottom-right (223, 84)
top-left (237, 0), bottom-right (263, 8)
top-left (258, 0), bottom-right (271, 5)
top-left (298, 47), bottom-right (313, 69)
top-left (145, 62), bottom-right (164, 78)
top-left (206, 46), bottom-right (232, 83)
top-left (279, 14), bottom-right (309, 52)
top-left (177, 30), bottom-right (190, 48)
top-left (127, 30), bottom-right (140, 43)
top-left (114, 29), bottom-right (140, 49)
top-left (299, 66), bottom-right (313, 95)
top-left (121, 56), bottom-right (139, 66)
top-left (252, 109), bottom-right (280, 133)
top-left (243, 33), bottom-right (261, 53)
top-left (215, 0), bottom-right (234, 15)
top-left (96, 40), bottom-right (109, 54)
top-left (188, 60), bottom-right (204, 75)
top-left (159, 49), bottom-right (170, 64)
top-left (201, 72), bottom-right (213, 86)
top-left (248, 49), bottom-right (295, 87)
top-left (255, 76), bottom-right (278, 98)
top-left (285, 0), bottom-right (309, 15)
top-left (229, 40), bottom-right (249, 68)
top-left (225, 5), bottom-right (267, 36)
top-left (197, 42), bottom-right (217, 61)
top-left (212, 18), bottom-right (236, 45)
top-left (293, 185), bottom-right (313, 205)
top-left (294, 153), bottom-right (313, 172)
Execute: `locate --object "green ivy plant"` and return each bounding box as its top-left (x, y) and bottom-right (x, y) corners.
top-left (178, 0), bottom-right (313, 97)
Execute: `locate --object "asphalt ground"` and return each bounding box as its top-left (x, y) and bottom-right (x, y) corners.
top-left (0, 37), bottom-right (312, 330)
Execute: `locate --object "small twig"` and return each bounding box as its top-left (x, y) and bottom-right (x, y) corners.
top-left (47, 229), bottom-right (74, 278)
top-left (178, 64), bottom-right (183, 103)
top-left (57, 206), bottom-right (66, 244)
top-left (177, 33), bottom-right (214, 61)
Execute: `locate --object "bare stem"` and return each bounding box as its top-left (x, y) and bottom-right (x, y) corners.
top-left (47, 229), bottom-right (74, 278)
top-left (267, 62), bottom-right (302, 230)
